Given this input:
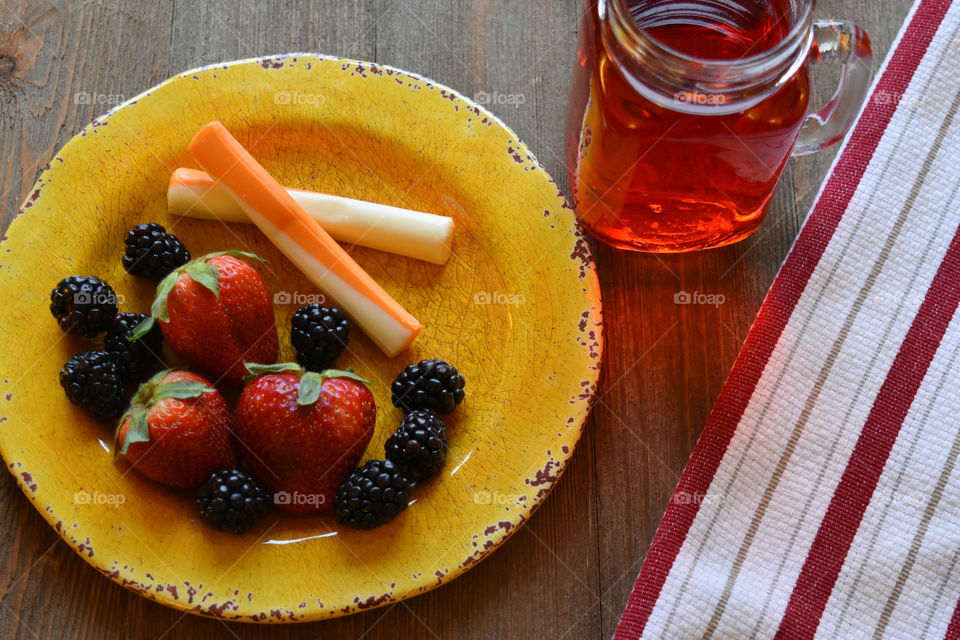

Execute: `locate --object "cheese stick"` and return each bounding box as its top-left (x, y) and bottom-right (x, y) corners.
top-left (188, 122), bottom-right (421, 357)
top-left (168, 168), bottom-right (453, 265)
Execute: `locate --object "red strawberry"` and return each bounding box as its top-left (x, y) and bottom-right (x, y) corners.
top-left (116, 370), bottom-right (238, 488)
top-left (133, 251), bottom-right (278, 385)
top-left (235, 363), bottom-right (376, 514)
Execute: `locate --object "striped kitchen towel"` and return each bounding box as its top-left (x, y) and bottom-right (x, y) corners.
top-left (614, 1), bottom-right (960, 638)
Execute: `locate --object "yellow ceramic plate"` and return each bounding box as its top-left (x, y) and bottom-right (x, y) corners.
top-left (0, 54), bottom-right (601, 622)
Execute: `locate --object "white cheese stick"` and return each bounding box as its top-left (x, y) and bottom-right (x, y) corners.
top-left (168, 168), bottom-right (454, 265)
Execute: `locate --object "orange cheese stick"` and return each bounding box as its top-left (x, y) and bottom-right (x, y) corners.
top-left (188, 121), bottom-right (421, 356)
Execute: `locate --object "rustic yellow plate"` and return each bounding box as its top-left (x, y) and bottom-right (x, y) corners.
top-left (0, 54), bottom-right (601, 622)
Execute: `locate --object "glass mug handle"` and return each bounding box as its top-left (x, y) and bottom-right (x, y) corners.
top-left (792, 20), bottom-right (874, 156)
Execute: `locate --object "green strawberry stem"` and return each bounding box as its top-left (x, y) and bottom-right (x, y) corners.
top-left (297, 372), bottom-right (325, 406)
top-left (242, 362), bottom-right (372, 406)
top-left (242, 362), bottom-right (303, 381)
top-left (114, 370), bottom-right (212, 457)
top-left (130, 250), bottom-right (267, 339)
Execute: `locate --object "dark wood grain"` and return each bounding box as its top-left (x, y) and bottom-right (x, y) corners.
top-left (0, 1), bottom-right (914, 638)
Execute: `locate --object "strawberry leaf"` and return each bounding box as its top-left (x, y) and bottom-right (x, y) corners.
top-left (130, 315), bottom-right (155, 340)
top-left (142, 369), bottom-right (172, 387)
top-left (204, 250), bottom-right (268, 263)
top-left (184, 262), bottom-right (220, 299)
top-left (297, 371), bottom-right (324, 406)
top-left (116, 410), bottom-right (150, 457)
top-left (121, 369), bottom-right (170, 419)
top-left (149, 271), bottom-right (179, 324)
top-left (153, 380), bottom-right (212, 401)
top-left (295, 369), bottom-right (372, 406)
top-left (319, 368), bottom-right (373, 387)
top-left (243, 361), bottom-right (303, 381)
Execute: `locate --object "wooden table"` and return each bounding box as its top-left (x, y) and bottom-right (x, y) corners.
top-left (0, 1), bottom-right (914, 637)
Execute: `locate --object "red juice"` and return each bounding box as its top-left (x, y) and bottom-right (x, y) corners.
top-left (566, 0), bottom-right (811, 252)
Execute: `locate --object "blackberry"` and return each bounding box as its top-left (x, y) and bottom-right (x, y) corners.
top-left (385, 409), bottom-right (449, 481)
top-left (290, 304), bottom-right (350, 371)
top-left (103, 312), bottom-right (163, 383)
top-left (334, 460), bottom-right (413, 530)
top-left (196, 469), bottom-right (272, 534)
top-left (59, 350), bottom-right (127, 420)
top-left (49, 276), bottom-right (119, 337)
top-left (121, 223), bottom-right (190, 281)
top-left (391, 359), bottom-right (465, 414)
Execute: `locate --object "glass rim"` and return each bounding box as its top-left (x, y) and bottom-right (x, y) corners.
top-left (604, 0), bottom-right (815, 73)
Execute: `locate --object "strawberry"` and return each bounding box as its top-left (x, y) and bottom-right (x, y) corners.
top-left (235, 363), bottom-right (376, 514)
top-left (133, 251), bottom-right (278, 385)
top-left (116, 370), bottom-right (238, 488)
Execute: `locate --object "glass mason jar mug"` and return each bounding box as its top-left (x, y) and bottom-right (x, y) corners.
top-left (565, 0), bottom-right (873, 252)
